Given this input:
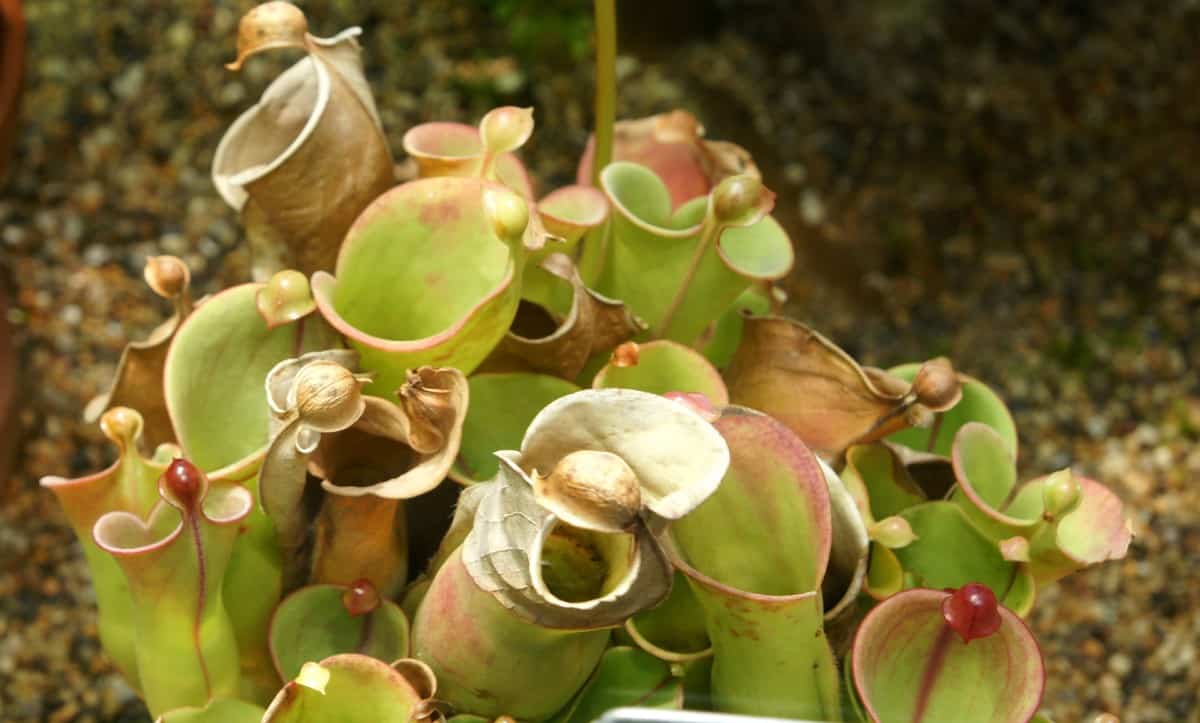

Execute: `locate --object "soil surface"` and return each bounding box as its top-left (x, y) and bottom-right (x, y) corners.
top-left (1, 1), bottom-right (1197, 721)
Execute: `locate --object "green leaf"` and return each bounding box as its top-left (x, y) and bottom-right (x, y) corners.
top-left (261, 655), bottom-right (428, 723)
top-left (843, 645), bottom-right (869, 723)
top-left (851, 588), bottom-right (1045, 723)
top-left (575, 110), bottom-right (753, 209)
top-left (223, 472), bottom-right (285, 704)
top-left (592, 340), bottom-right (728, 405)
top-left (670, 407), bottom-right (840, 720)
top-left (894, 502), bottom-right (1033, 615)
top-left (450, 372), bottom-right (580, 484)
top-left (680, 570), bottom-right (840, 720)
top-left (548, 647), bottom-right (683, 723)
top-left (269, 584), bottom-right (410, 682)
top-left (401, 113), bottom-right (535, 199)
top-left (946, 426), bottom-right (1131, 585)
top-left (164, 282), bottom-right (334, 701)
top-left (951, 423), bottom-right (1022, 522)
top-left (842, 444), bottom-right (926, 522)
top-left (865, 542), bottom-right (905, 600)
top-left (948, 423), bottom-right (1048, 547)
top-left (312, 177), bottom-right (526, 393)
top-left (92, 475), bottom-right (254, 716)
top-left (680, 655), bottom-right (715, 711)
top-left (402, 121), bottom-right (485, 176)
top-left (538, 185), bottom-right (610, 247)
top-left (400, 109), bottom-right (605, 263)
top-left (582, 162), bottom-right (792, 346)
top-left (412, 547), bottom-right (610, 720)
top-left (39, 408), bottom-right (171, 693)
top-left (1027, 474), bottom-right (1132, 585)
top-left (624, 570), bottom-right (710, 660)
top-left (674, 408), bottom-right (830, 594)
top-left (156, 699), bottom-right (265, 723)
top-left (817, 455), bottom-right (872, 621)
top-left (888, 365), bottom-right (1017, 459)
top-left (701, 283), bottom-right (771, 369)
top-left (164, 283), bottom-right (338, 472)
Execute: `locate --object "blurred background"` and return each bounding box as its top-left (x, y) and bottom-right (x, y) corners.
top-left (0, 0), bottom-right (1197, 720)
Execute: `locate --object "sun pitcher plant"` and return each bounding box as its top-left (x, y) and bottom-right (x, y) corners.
top-left (44, 2), bottom-right (1132, 722)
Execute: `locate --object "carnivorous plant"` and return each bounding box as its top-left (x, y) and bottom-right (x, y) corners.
top-left (46, 3), bottom-right (1131, 722)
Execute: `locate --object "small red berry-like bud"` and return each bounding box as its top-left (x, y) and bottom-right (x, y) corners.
top-left (342, 578), bottom-right (380, 617)
top-left (941, 582), bottom-right (1003, 643)
top-left (162, 458), bottom-right (206, 511)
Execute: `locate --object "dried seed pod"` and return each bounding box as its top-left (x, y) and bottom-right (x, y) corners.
top-left (398, 369), bottom-right (453, 455)
top-left (911, 357), bottom-right (962, 412)
top-left (292, 360), bottom-right (365, 433)
top-left (144, 255), bottom-right (191, 299)
top-left (532, 450), bottom-right (642, 533)
top-left (227, 1), bottom-right (308, 71)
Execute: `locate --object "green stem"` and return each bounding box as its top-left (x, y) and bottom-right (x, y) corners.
top-left (655, 220), bottom-right (722, 340)
top-left (478, 151), bottom-right (496, 182)
top-left (592, 0), bottom-right (617, 186)
top-left (291, 314), bottom-right (307, 358)
top-left (926, 412), bottom-right (944, 452)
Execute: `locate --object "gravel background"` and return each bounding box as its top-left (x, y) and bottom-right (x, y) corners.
top-left (1, 1), bottom-right (1197, 721)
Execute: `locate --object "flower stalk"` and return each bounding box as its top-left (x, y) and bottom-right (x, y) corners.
top-left (592, 0), bottom-right (617, 185)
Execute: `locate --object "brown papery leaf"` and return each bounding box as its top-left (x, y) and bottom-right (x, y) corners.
top-left (213, 3), bottom-right (394, 278)
top-left (462, 454), bottom-right (674, 629)
top-left (259, 353), bottom-right (467, 593)
top-left (84, 256), bottom-right (193, 449)
top-left (459, 388), bottom-right (729, 628)
top-left (489, 254), bottom-right (644, 380)
top-left (723, 315), bottom-right (918, 460)
top-left (309, 368), bottom-right (467, 593)
top-left (320, 368), bottom-right (469, 499)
